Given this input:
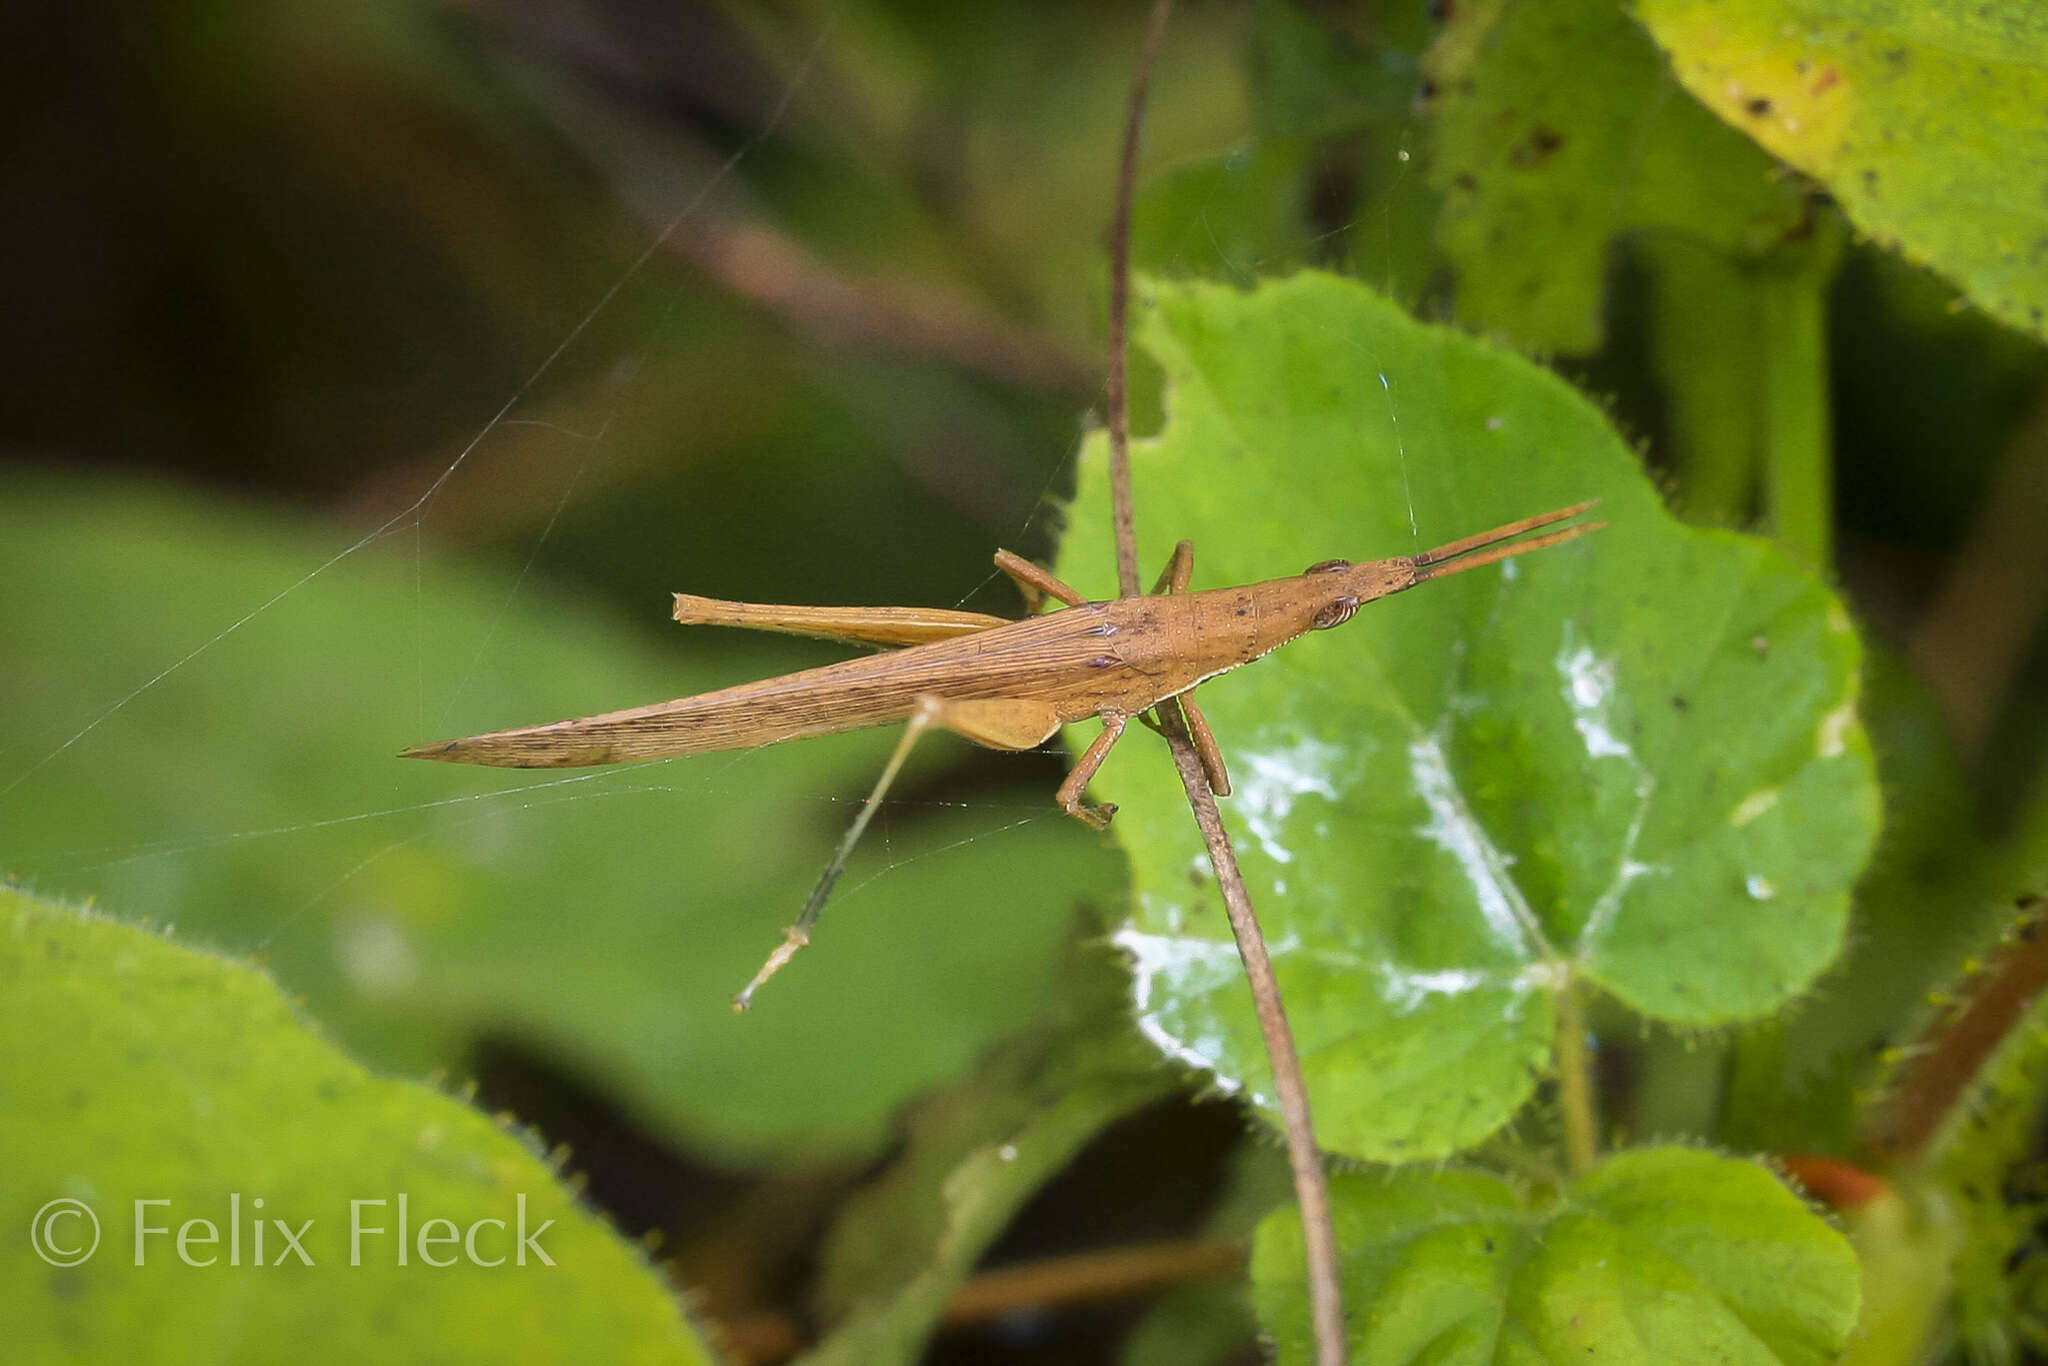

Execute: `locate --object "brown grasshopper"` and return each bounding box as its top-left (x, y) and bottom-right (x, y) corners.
top-left (404, 500), bottom-right (1600, 1006)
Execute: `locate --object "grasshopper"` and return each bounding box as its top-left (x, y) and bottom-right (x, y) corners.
top-left (404, 500), bottom-right (1601, 1006)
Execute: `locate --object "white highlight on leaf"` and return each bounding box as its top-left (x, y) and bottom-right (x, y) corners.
top-left (1557, 637), bottom-right (1631, 760)
top-left (1818, 700), bottom-right (1856, 758)
top-left (1731, 787), bottom-right (1780, 827)
top-left (1376, 965), bottom-right (1490, 1014)
top-left (1556, 623), bottom-right (1662, 951)
top-left (1409, 731), bottom-right (1540, 957)
top-left (1746, 875), bottom-right (1777, 901)
top-left (1235, 737), bottom-right (1348, 865)
top-left (1112, 927), bottom-right (1248, 1093)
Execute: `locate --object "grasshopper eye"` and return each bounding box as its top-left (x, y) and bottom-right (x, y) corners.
top-left (1304, 558), bottom-right (1351, 574)
top-left (1312, 596), bottom-right (1359, 630)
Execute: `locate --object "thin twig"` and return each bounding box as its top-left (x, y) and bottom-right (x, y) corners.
top-left (716, 1238), bottom-right (1249, 1364)
top-left (669, 215), bottom-right (1098, 398)
top-left (1908, 390), bottom-right (2048, 761)
top-left (941, 1237), bottom-right (1245, 1325)
top-left (1155, 701), bottom-right (1348, 1366)
top-left (1868, 895), bottom-right (2048, 1160)
top-left (1106, 0), bottom-right (1171, 600)
top-left (1103, 5), bottom-right (1347, 1364)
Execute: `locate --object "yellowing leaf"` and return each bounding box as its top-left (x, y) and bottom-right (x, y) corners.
top-left (1638, 0), bottom-right (2048, 338)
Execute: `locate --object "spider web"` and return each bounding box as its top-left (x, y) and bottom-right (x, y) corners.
top-left (0, 2), bottom-right (1442, 1157)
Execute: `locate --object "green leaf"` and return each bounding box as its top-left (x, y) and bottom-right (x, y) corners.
top-left (0, 474), bottom-right (1124, 1164)
top-left (0, 886), bottom-right (709, 1364)
top-left (1251, 1147), bottom-right (1860, 1365)
top-left (1636, 0), bottom-right (2048, 340)
top-left (1426, 0), bottom-right (1810, 353)
top-left (1710, 653), bottom-right (2014, 1155)
top-left (1056, 272), bottom-right (1879, 1161)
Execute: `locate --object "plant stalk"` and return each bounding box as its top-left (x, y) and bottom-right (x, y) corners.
top-left (1103, 5), bottom-right (1346, 1363)
top-left (1555, 969), bottom-right (1599, 1175)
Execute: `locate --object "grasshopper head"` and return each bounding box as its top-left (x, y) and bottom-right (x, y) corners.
top-left (1299, 556), bottom-right (1421, 630)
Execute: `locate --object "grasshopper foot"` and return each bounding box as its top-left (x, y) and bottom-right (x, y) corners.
top-left (1064, 798), bottom-right (1118, 830)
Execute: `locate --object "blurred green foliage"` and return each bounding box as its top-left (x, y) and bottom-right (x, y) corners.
top-left (4, 0), bottom-right (2048, 1361)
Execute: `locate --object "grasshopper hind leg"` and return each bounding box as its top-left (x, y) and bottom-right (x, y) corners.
top-left (733, 694), bottom-right (1067, 1011)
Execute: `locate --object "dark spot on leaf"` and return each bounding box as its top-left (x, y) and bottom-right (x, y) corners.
top-left (1509, 124), bottom-right (1565, 167)
top-left (1454, 172), bottom-right (1478, 193)
top-left (1671, 695), bottom-right (1689, 713)
top-left (1883, 47), bottom-right (1908, 67)
top-left (1746, 96), bottom-right (1773, 117)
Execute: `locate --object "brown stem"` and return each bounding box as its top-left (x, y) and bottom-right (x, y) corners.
top-left (1867, 895), bottom-right (2048, 1161)
top-left (1158, 701), bottom-right (1348, 1366)
top-left (1102, 5), bottom-right (1347, 1364)
top-left (716, 1238), bottom-right (1249, 1364)
top-left (667, 216), bottom-right (1098, 398)
top-left (940, 1237), bottom-right (1245, 1325)
top-left (1908, 391), bottom-right (2048, 762)
top-left (1106, 0), bottom-right (1172, 599)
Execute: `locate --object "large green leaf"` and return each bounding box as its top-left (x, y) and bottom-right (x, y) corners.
top-left (1636, 0), bottom-right (2048, 341)
top-left (1251, 1147), bottom-right (1860, 1365)
top-left (1056, 272), bottom-right (1879, 1161)
top-left (0, 887), bottom-right (709, 1363)
top-left (0, 475), bottom-right (1124, 1163)
top-left (1426, 0), bottom-right (1809, 353)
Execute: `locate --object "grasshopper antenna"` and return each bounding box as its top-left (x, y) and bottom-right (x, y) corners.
top-left (1413, 499), bottom-right (1604, 582)
top-left (733, 698), bottom-right (940, 1010)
